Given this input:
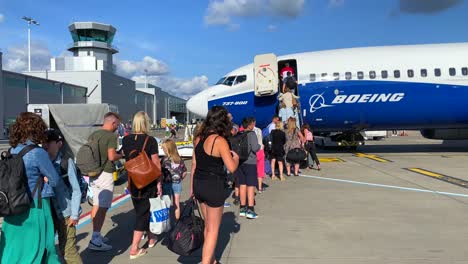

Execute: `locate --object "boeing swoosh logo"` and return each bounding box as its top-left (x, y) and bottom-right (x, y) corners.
top-left (309, 93), bottom-right (334, 113)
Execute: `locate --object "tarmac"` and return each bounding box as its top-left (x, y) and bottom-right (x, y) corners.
top-left (3, 132), bottom-right (468, 263)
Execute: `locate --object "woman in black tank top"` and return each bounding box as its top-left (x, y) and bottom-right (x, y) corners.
top-left (191, 106), bottom-right (239, 264)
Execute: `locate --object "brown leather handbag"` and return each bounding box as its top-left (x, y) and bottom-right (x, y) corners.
top-left (125, 136), bottom-right (161, 189)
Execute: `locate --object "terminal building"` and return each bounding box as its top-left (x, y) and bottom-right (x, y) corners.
top-left (0, 52), bottom-right (87, 139)
top-left (23, 22), bottom-right (188, 125)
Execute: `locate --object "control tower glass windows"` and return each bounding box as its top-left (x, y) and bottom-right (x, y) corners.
top-left (72, 29), bottom-right (115, 44)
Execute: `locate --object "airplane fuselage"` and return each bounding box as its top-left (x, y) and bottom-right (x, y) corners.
top-left (187, 43), bottom-right (468, 137)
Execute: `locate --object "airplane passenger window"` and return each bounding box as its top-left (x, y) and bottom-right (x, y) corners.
top-left (449, 68), bottom-right (456, 76)
top-left (310, 74), bottom-right (316, 81)
top-left (462, 67), bottom-right (468, 76)
top-left (407, 70), bottom-right (414, 78)
top-left (369, 71), bottom-right (376, 79)
top-left (357, 71), bottom-right (364, 79)
top-left (381, 70), bottom-right (388, 79)
top-left (421, 69), bottom-right (427, 77)
top-left (333, 72), bottom-right (340, 80)
top-left (394, 70), bottom-right (400, 78)
top-left (345, 72), bottom-right (352, 80)
top-left (434, 68), bottom-right (441, 77)
top-left (233, 75), bottom-right (247, 85)
top-left (223, 76), bottom-right (236, 86)
top-left (321, 73), bottom-right (328, 77)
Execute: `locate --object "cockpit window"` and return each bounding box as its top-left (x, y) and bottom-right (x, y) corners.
top-left (233, 75), bottom-right (247, 85)
top-left (216, 77), bottom-right (226, 85)
top-left (222, 76), bottom-right (236, 86)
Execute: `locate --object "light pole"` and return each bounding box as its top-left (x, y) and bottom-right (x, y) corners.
top-left (22, 16), bottom-right (39, 72)
top-left (144, 69), bottom-right (148, 89)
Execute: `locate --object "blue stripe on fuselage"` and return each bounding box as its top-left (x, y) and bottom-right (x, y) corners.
top-left (209, 80), bottom-right (468, 130)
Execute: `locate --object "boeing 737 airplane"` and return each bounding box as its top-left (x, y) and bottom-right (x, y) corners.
top-left (186, 43), bottom-right (468, 143)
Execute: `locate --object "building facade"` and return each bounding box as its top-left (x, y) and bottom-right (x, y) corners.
top-left (0, 52), bottom-right (88, 139)
top-left (136, 83), bottom-right (188, 125)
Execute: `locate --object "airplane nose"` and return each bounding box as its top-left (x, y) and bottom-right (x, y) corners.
top-left (186, 92), bottom-right (209, 117)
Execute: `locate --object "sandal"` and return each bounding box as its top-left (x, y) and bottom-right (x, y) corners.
top-left (130, 248), bottom-right (147, 260)
top-left (148, 240), bottom-right (157, 248)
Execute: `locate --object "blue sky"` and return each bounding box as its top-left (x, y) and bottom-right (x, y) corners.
top-left (0, 0), bottom-right (467, 98)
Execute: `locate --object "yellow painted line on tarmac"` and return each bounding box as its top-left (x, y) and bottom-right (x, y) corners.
top-left (319, 157), bottom-right (344, 163)
top-left (407, 168), bottom-right (468, 188)
top-left (354, 152), bottom-right (391, 163)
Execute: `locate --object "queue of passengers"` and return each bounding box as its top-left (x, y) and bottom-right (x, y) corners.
top-left (0, 106), bottom-right (320, 264)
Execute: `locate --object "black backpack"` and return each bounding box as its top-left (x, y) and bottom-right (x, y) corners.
top-left (59, 154), bottom-right (88, 204)
top-left (286, 76), bottom-right (296, 89)
top-left (0, 145), bottom-right (43, 217)
top-left (230, 131), bottom-right (253, 163)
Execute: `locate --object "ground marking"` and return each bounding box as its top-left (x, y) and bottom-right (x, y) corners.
top-left (299, 174), bottom-right (468, 198)
top-left (319, 157), bottom-right (344, 163)
top-left (406, 168), bottom-right (468, 188)
top-left (354, 152), bottom-right (392, 163)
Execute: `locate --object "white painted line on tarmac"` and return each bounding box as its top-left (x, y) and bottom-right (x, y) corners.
top-left (300, 174), bottom-right (468, 199)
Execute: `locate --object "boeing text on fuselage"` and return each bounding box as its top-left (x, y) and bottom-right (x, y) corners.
top-left (309, 93), bottom-right (405, 113)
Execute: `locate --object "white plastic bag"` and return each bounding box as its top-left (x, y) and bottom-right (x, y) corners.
top-left (149, 195), bottom-right (171, 234)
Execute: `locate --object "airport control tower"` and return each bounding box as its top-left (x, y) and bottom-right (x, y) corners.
top-left (51, 22), bottom-right (118, 72)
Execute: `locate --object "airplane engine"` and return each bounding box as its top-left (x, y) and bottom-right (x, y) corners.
top-left (420, 129), bottom-right (468, 140)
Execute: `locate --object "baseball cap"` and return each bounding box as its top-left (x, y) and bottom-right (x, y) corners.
top-left (45, 129), bottom-right (64, 143)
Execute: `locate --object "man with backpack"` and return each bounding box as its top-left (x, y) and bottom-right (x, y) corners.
top-left (282, 71), bottom-right (298, 94)
top-left (44, 129), bottom-right (83, 264)
top-left (78, 112), bottom-right (122, 251)
top-left (232, 117), bottom-right (261, 219)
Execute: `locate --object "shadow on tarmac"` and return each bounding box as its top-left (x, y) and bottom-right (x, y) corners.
top-left (79, 211), bottom-right (134, 263)
top-left (175, 211), bottom-right (240, 264)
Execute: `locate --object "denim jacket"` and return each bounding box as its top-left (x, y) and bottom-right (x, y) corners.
top-left (51, 152), bottom-right (82, 220)
top-left (11, 141), bottom-right (60, 199)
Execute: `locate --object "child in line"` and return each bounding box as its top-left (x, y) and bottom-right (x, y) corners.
top-left (161, 139), bottom-right (187, 220)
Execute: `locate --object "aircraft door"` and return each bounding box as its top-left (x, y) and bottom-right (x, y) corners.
top-left (254, 53), bottom-right (278, 97)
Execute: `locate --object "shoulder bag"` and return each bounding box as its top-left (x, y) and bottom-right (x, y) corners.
top-left (125, 136), bottom-right (161, 189)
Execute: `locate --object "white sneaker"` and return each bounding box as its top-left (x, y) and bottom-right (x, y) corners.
top-left (88, 238), bottom-right (112, 251)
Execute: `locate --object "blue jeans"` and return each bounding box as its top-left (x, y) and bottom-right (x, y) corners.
top-left (163, 182), bottom-right (182, 195)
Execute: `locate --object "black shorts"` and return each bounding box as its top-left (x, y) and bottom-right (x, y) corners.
top-left (194, 177), bottom-right (226, 208)
top-left (234, 163), bottom-right (258, 187)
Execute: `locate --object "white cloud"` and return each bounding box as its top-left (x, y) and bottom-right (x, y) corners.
top-left (204, 0), bottom-right (305, 26)
top-left (132, 75), bottom-right (209, 99)
top-left (116, 56), bottom-right (169, 78)
top-left (3, 42), bottom-right (52, 72)
top-left (0, 14), bottom-right (5, 23)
